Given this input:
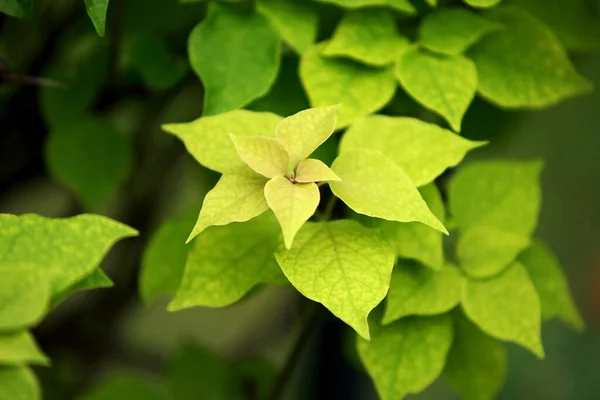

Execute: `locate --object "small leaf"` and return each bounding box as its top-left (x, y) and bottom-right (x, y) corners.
top-left (419, 7), bottom-right (502, 55)
top-left (84, 0), bottom-right (110, 37)
top-left (171, 214), bottom-right (285, 310)
top-left (340, 115), bottom-right (485, 187)
top-left (518, 241), bottom-right (584, 330)
top-left (78, 372), bottom-right (169, 400)
top-left (383, 261), bottom-right (463, 325)
top-left (0, 367), bottom-right (40, 400)
top-left (295, 159), bottom-right (340, 183)
top-left (462, 262), bottom-right (544, 358)
top-left (230, 135), bottom-right (290, 179)
top-left (0, 0), bottom-right (33, 18)
top-left (257, 0), bottom-right (318, 54)
top-left (330, 150), bottom-right (447, 234)
top-left (275, 220), bottom-right (395, 339)
top-left (52, 268), bottom-right (113, 307)
top-left (188, 2), bottom-right (280, 115)
top-left (322, 9), bottom-right (410, 66)
top-left (468, 7), bottom-right (593, 108)
top-left (357, 315), bottom-right (453, 400)
top-left (314, 0), bottom-right (417, 14)
top-left (264, 177), bottom-right (320, 249)
top-left (444, 310), bottom-right (507, 400)
top-left (463, 0), bottom-right (502, 7)
top-left (395, 46), bottom-right (477, 132)
top-left (0, 332), bottom-right (49, 366)
top-left (163, 110), bottom-right (281, 174)
top-left (275, 105), bottom-right (339, 165)
top-left (188, 167), bottom-right (269, 242)
top-left (300, 43), bottom-right (396, 128)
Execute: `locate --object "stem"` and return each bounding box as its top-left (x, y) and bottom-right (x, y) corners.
top-left (4, 73), bottom-right (66, 88)
top-left (320, 196), bottom-right (338, 221)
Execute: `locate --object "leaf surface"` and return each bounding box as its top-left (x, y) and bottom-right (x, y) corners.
top-left (464, 0), bottom-right (502, 7)
top-left (0, 0), bottom-right (32, 18)
top-left (52, 268), bottom-right (113, 307)
top-left (0, 366), bottom-right (40, 400)
top-left (230, 135), bottom-right (289, 179)
top-left (295, 159), bottom-right (340, 183)
top-left (84, 0), bottom-right (110, 36)
top-left (314, 0), bottom-right (417, 14)
top-left (0, 332), bottom-right (49, 366)
top-left (78, 372), bottom-right (169, 400)
top-left (257, 0), bottom-right (318, 54)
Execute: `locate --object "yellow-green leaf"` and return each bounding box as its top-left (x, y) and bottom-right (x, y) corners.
top-left (295, 159), bottom-right (340, 183)
top-left (257, 0), bottom-right (318, 54)
top-left (0, 332), bottom-right (49, 367)
top-left (0, 366), bottom-right (40, 400)
top-left (464, 0), bottom-right (502, 7)
top-left (314, 0), bottom-right (417, 14)
top-left (230, 135), bottom-right (290, 179)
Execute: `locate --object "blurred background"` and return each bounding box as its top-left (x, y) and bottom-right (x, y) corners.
top-left (0, 0), bottom-right (599, 399)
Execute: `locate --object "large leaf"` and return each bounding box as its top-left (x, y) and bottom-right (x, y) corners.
top-left (518, 241), bottom-right (584, 330)
top-left (188, 2), bottom-right (280, 115)
top-left (84, 0), bottom-right (110, 37)
top-left (295, 159), bottom-right (340, 183)
top-left (322, 9), bottom-right (409, 66)
top-left (330, 150), bottom-right (447, 233)
top-left (468, 7), bottom-right (592, 108)
top-left (314, 0), bottom-right (417, 14)
top-left (275, 220), bottom-right (395, 339)
top-left (340, 115), bottom-right (484, 187)
top-left (300, 43), bottom-right (396, 129)
top-left (0, 0), bottom-right (32, 18)
top-left (419, 7), bottom-right (502, 55)
top-left (257, 0), bottom-right (318, 54)
top-left (0, 366), bottom-right (40, 400)
top-left (357, 315), bottom-right (453, 400)
top-left (170, 214), bottom-right (285, 310)
top-left (163, 110), bottom-right (281, 174)
top-left (462, 262), bottom-right (544, 358)
top-left (395, 46), bottom-right (477, 132)
top-left (444, 311), bottom-right (507, 400)
top-left (383, 261), bottom-right (463, 324)
top-left (0, 332), bottom-right (49, 366)
top-left (187, 167), bottom-right (269, 242)
top-left (230, 135), bottom-right (289, 179)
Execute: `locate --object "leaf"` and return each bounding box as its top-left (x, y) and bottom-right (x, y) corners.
top-left (0, 0), bottom-right (32, 18)
top-left (383, 261), bottom-right (463, 325)
top-left (295, 159), bottom-right (340, 183)
top-left (0, 332), bottom-right (49, 366)
top-left (0, 214), bottom-right (137, 297)
top-left (275, 105), bottom-right (339, 165)
top-left (163, 110), bottom-right (282, 174)
top-left (230, 135), bottom-right (290, 179)
top-left (84, 0), bottom-right (110, 37)
top-left (322, 9), bottom-right (410, 66)
top-left (170, 214), bottom-right (285, 310)
top-left (264, 177), bottom-right (320, 249)
top-left (419, 7), bottom-right (502, 55)
top-left (463, 0), bottom-right (502, 7)
top-left (510, 0), bottom-right (600, 52)
top-left (257, 0), bottom-right (318, 54)
top-left (188, 2), bottom-right (280, 116)
top-left (78, 372), bottom-right (169, 400)
top-left (52, 268), bottom-right (113, 307)
top-left (187, 167), bottom-right (269, 242)
top-left (381, 184), bottom-right (446, 270)
top-left (314, 0), bottom-right (417, 14)
top-left (0, 366), bottom-right (40, 400)
top-left (45, 117), bottom-right (132, 211)
top-left (462, 262), bottom-right (544, 358)
top-left (340, 115), bottom-right (485, 187)
top-left (357, 315), bottom-right (453, 400)
top-left (395, 46), bottom-right (477, 132)
top-left (518, 241), bottom-right (584, 330)
top-left (300, 43), bottom-right (396, 129)
top-left (444, 310), bottom-right (507, 400)
top-left (330, 150), bottom-right (447, 234)
top-left (467, 7), bottom-right (593, 108)
top-left (275, 220), bottom-right (395, 339)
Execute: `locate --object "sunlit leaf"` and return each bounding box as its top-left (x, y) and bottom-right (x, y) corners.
top-left (0, 332), bottom-right (49, 366)
top-left (295, 159), bottom-right (340, 183)
top-left (230, 135), bottom-right (290, 179)
top-left (257, 0), bottom-right (318, 54)
top-left (314, 0), bottom-right (417, 14)
top-left (0, 366), bottom-right (40, 400)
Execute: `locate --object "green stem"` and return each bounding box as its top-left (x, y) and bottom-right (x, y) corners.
top-left (320, 195), bottom-right (338, 221)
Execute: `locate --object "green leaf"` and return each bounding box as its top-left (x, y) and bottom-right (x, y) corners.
top-left (300, 43), bottom-right (396, 129)
top-left (463, 0), bottom-right (502, 7)
top-left (264, 177), bottom-right (319, 249)
top-left (78, 372), bottom-right (169, 400)
top-left (84, 0), bottom-right (110, 37)
top-left (295, 159), bottom-right (340, 183)
top-left (0, 0), bottom-right (32, 18)
top-left (395, 46), bottom-right (477, 132)
top-left (275, 220), bottom-right (395, 339)
top-left (0, 367), bottom-right (40, 400)
top-left (170, 214), bottom-right (285, 310)
top-left (314, 0), bottom-right (417, 14)
top-left (357, 315), bottom-right (453, 400)
top-left (275, 105), bottom-right (339, 165)
top-left (163, 110), bottom-right (282, 174)
top-left (383, 261), bottom-right (463, 325)
top-left (510, 0), bottom-right (600, 52)
top-left (187, 167), bottom-right (269, 242)
top-left (419, 7), bottom-right (502, 55)
top-left (46, 117), bottom-right (132, 211)
top-left (462, 262), bottom-right (544, 358)
top-left (257, 0), bottom-right (318, 54)
top-left (518, 241), bottom-right (584, 330)
top-left (340, 115), bottom-right (485, 187)
top-left (322, 9), bottom-right (410, 66)
top-left (330, 150), bottom-right (447, 234)
top-left (52, 268), bottom-right (113, 307)
top-left (188, 2), bottom-right (280, 115)
top-left (468, 7), bottom-right (593, 108)
top-left (230, 135), bottom-right (290, 179)
top-left (444, 310), bottom-right (507, 400)
top-left (0, 214), bottom-right (137, 297)
top-left (380, 184), bottom-right (446, 270)
top-left (0, 332), bottom-right (49, 366)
